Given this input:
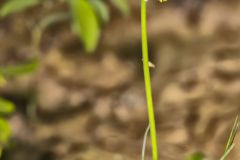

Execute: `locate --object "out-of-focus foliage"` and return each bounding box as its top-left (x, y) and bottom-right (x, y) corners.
top-left (0, 118), bottom-right (11, 145)
top-left (32, 12), bottom-right (70, 47)
top-left (110, 0), bottom-right (130, 17)
top-left (185, 152), bottom-right (205, 160)
top-left (0, 59), bottom-right (39, 77)
top-left (0, 98), bottom-right (15, 158)
top-left (69, 0), bottom-right (100, 52)
top-left (0, 58), bottom-right (39, 157)
top-left (89, 0), bottom-right (109, 23)
top-left (0, 0), bottom-right (130, 53)
top-left (0, 98), bottom-right (15, 114)
top-left (0, 0), bottom-right (40, 17)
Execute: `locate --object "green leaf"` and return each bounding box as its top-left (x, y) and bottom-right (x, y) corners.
top-left (89, 0), bottom-right (109, 23)
top-left (185, 152), bottom-right (205, 160)
top-left (68, 0), bottom-right (100, 53)
top-left (110, 0), bottom-right (130, 17)
top-left (0, 0), bottom-right (40, 17)
top-left (0, 118), bottom-right (11, 144)
top-left (0, 98), bottom-right (15, 114)
top-left (0, 59), bottom-right (39, 77)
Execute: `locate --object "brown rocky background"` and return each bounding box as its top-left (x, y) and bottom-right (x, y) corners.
top-left (0, 0), bottom-right (240, 160)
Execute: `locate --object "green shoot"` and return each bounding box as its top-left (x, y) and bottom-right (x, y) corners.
top-left (220, 116), bottom-right (239, 160)
top-left (141, 0), bottom-right (158, 159)
top-left (220, 144), bottom-right (235, 160)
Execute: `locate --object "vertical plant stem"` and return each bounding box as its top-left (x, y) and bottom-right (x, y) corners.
top-left (141, 0), bottom-right (158, 160)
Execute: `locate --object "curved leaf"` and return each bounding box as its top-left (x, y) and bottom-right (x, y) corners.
top-left (68, 0), bottom-right (100, 53)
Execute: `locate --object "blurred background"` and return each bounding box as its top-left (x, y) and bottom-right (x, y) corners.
top-left (0, 0), bottom-right (240, 160)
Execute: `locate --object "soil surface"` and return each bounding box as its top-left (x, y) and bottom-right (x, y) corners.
top-left (0, 1), bottom-right (240, 160)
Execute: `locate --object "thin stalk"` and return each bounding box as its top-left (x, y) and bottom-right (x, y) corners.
top-left (141, 0), bottom-right (158, 160)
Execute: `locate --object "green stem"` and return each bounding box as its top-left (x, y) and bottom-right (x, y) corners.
top-left (141, 0), bottom-right (158, 160)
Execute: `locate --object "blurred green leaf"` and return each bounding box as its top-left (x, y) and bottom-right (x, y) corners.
top-left (32, 12), bottom-right (70, 47)
top-left (0, 59), bottom-right (39, 77)
top-left (89, 0), bottom-right (109, 23)
top-left (0, 0), bottom-right (40, 17)
top-left (37, 12), bottom-right (70, 30)
top-left (68, 0), bottom-right (100, 53)
top-left (0, 118), bottom-right (11, 144)
top-left (185, 152), bottom-right (205, 160)
top-left (110, 0), bottom-right (130, 17)
top-left (0, 75), bottom-right (6, 87)
top-left (0, 98), bottom-right (15, 114)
